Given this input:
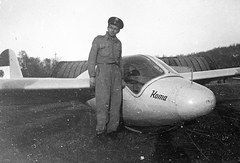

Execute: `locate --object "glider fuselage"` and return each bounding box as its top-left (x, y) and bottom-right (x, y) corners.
top-left (0, 50), bottom-right (216, 128)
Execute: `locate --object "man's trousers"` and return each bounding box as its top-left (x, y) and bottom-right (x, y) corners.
top-left (95, 64), bottom-right (122, 134)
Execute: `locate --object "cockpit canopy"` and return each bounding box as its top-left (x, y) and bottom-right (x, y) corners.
top-left (123, 55), bottom-right (178, 94)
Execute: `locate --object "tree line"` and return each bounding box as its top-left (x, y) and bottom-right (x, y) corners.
top-left (17, 51), bottom-right (59, 77)
top-left (18, 44), bottom-right (240, 77)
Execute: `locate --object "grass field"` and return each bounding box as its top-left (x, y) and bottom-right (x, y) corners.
top-left (1, 89), bottom-right (240, 162)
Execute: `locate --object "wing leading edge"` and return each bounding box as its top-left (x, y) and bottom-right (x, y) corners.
top-left (180, 67), bottom-right (240, 81)
top-left (0, 78), bottom-right (90, 90)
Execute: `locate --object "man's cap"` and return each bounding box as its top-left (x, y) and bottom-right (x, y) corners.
top-left (108, 17), bottom-right (124, 29)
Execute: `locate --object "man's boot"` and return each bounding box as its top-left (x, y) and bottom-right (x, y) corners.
top-left (107, 131), bottom-right (120, 142)
top-left (96, 132), bottom-right (108, 143)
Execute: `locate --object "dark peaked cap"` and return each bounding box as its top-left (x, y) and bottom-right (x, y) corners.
top-left (108, 17), bottom-right (124, 29)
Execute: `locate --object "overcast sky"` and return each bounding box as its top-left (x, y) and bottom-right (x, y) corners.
top-left (0, 0), bottom-right (240, 61)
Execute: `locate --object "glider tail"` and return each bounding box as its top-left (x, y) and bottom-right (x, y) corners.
top-left (0, 49), bottom-right (23, 79)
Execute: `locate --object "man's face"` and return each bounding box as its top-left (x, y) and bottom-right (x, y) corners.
top-left (108, 24), bottom-right (120, 37)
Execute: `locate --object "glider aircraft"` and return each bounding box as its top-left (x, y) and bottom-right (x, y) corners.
top-left (1, 49), bottom-right (240, 132)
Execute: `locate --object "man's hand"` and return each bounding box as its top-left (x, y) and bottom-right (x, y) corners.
top-left (90, 77), bottom-right (95, 88)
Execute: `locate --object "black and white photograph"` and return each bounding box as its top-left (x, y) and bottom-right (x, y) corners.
top-left (1, 0), bottom-right (240, 162)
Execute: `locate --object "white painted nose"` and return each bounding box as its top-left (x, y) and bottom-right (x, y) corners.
top-left (176, 83), bottom-right (216, 120)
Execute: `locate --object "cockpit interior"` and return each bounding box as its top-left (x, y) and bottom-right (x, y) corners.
top-left (123, 55), bottom-right (165, 94)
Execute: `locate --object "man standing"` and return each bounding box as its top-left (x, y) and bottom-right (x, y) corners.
top-left (88, 17), bottom-right (124, 141)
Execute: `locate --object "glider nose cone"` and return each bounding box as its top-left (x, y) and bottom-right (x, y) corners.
top-left (176, 85), bottom-right (216, 120)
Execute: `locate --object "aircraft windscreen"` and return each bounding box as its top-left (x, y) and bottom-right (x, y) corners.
top-left (154, 57), bottom-right (179, 74)
top-left (123, 55), bottom-right (164, 94)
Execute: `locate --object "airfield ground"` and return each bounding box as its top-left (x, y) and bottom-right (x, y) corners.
top-left (1, 84), bottom-right (240, 162)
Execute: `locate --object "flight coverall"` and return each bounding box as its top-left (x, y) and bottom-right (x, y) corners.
top-left (88, 32), bottom-right (123, 134)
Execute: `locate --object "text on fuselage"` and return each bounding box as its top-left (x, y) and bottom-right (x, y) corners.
top-left (150, 90), bottom-right (168, 101)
